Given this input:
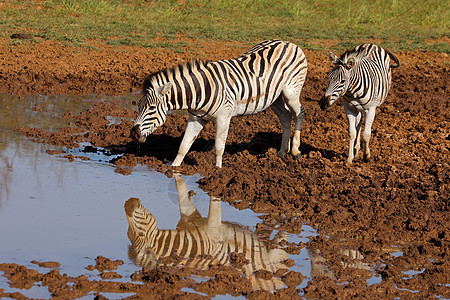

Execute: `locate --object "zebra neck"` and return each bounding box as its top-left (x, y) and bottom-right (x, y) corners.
top-left (347, 71), bottom-right (361, 95)
top-left (130, 218), bottom-right (159, 251)
top-left (168, 92), bottom-right (204, 112)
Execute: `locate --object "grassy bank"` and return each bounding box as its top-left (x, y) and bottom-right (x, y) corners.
top-left (1, 0), bottom-right (448, 52)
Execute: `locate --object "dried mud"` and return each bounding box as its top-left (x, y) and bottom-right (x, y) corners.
top-left (1, 36), bottom-right (449, 299)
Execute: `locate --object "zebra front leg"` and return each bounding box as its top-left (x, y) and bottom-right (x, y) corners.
top-left (214, 115), bottom-right (232, 168)
top-left (362, 108), bottom-right (376, 161)
top-left (270, 97), bottom-right (291, 160)
top-left (354, 111), bottom-right (363, 158)
top-left (344, 102), bottom-right (358, 164)
top-left (172, 116), bottom-right (208, 166)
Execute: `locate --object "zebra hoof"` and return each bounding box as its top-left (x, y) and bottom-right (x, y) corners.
top-left (293, 153), bottom-right (301, 160)
top-left (276, 152), bottom-right (286, 161)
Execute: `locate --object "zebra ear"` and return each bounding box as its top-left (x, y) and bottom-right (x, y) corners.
top-left (328, 52), bottom-right (340, 65)
top-left (156, 82), bottom-right (172, 96)
top-left (345, 57), bottom-right (355, 69)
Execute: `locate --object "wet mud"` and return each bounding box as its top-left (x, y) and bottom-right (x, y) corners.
top-left (1, 36), bottom-right (449, 298)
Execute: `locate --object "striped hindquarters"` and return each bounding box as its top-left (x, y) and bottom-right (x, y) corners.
top-left (221, 222), bottom-right (288, 291)
top-left (230, 39), bottom-right (307, 115)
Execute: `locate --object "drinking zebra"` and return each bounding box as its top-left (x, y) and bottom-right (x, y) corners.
top-left (131, 40), bottom-right (308, 167)
top-left (124, 173), bottom-right (289, 292)
top-left (319, 44), bottom-right (399, 164)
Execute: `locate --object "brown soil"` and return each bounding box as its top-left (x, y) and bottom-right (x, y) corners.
top-left (1, 36), bottom-right (449, 299)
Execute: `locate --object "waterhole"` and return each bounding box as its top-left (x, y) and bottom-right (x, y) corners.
top-left (0, 95), bottom-right (405, 298)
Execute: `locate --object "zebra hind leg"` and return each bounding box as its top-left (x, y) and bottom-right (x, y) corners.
top-left (270, 97), bottom-right (291, 160)
top-left (344, 101), bottom-right (365, 164)
top-left (214, 114), bottom-right (232, 168)
top-left (291, 105), bottom-right (305, 160)
top-left (281, 90), bottom-right (305, 160)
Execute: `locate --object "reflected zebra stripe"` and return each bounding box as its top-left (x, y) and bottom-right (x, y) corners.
top-left (124, 177), bottom-right (289, 292)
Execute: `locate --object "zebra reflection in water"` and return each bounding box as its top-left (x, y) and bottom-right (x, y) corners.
top-left (124, 173), bottom-right (289, 292)
top-left (308, 247), bottom-right (372, 279)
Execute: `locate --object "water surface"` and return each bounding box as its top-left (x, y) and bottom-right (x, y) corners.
top-left (0, 94), bottom-right (391, 298)
top-left (0, 95), bottom-right (316, 298)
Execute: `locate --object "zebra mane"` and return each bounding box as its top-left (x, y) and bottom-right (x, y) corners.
top-left (339, 44), bottom-right (379, 65)
top-left (142, 59), bottom-right (210, 92)
top-left (339, 44), bottom-right (399, 69)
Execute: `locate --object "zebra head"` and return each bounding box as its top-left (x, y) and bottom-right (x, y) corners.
top-left (319, 52), bottom-right (355, 111)
top-left (125, 197), bottom-right (159, 268)
top-left (131, 82), bottom-right (172, 143)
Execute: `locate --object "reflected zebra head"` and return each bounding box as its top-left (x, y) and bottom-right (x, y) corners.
top-left (319, 52), bottom-right (355, 111)
top-left (131, 82), bottom-right (172, 143)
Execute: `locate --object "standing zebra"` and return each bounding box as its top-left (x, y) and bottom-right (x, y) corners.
top-left (125, 173), bottom-right (289, 292)
top-left (319, 44), bottom-right (399, 164)
top-left (131, 40), bottom-right (308, 167)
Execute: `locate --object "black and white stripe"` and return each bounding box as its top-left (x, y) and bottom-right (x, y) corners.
top-left (319, 43), bottom-right (399, 163)
top-left (125, 174), bottom-right (288, 292)
top-left (131, 40), bottom-right (308, 167)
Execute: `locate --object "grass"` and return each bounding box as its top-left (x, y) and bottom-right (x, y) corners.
top-left (0, 0), bottom-right (448, 52)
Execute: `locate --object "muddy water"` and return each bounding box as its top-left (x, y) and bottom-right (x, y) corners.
top-left (0, 95), bottom-right (321, 298)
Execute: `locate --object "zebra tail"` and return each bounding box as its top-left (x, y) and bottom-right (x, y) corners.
top-left (386, 48), bottom-right (400, 69)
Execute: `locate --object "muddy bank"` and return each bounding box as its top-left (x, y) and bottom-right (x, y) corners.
top-left (0, 259), bottom-right (305, 299)
top-left (4, 37), bottom-right (450, 299)
top-left (0, 36), bottom-right (249, 96)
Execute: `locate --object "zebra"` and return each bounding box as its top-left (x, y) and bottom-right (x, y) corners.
top-left (130, 40), bottom-right (308, 167)
top-left (319, 44), bottom-right (399, 164)
top-left (308, 247), bottom-right (371, 279)
top-left (124, 173), bottom-right (289, 292)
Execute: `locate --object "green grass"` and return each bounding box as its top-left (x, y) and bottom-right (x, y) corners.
top-left (1, 0), bottom-right (448, 52)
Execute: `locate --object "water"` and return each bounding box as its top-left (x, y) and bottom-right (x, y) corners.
top-left (0, 94), bottom-right (414, 298)
top-left (0, 95), bottom-right (315, 298)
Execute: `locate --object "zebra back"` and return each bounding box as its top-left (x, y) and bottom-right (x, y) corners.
top-left (139, 40), bottom-right (306, 116)
top-left (340, 43), bottom-right (399, 72)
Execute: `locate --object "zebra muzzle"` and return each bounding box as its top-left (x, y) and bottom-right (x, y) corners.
top-left (130, 124), bottom-right (146, 143)
top-left (319, 95), bottom-right (331, 111)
